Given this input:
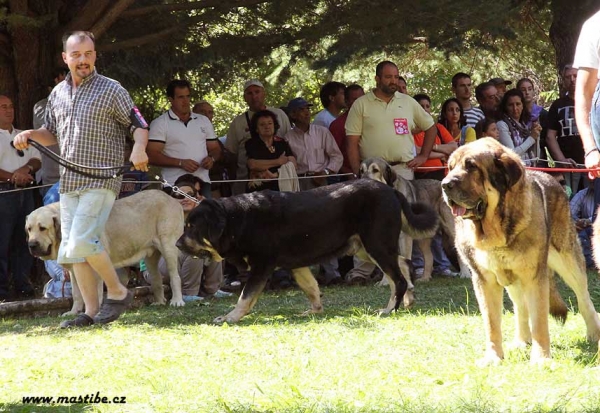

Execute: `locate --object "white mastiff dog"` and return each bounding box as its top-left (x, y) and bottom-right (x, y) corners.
top-left (25, 190), bottom-right (185, 314)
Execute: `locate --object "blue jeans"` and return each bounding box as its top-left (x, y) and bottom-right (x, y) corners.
top-left (578, 226), bottom-right (594, 269)
top-left (0, 190), bottom-right (35, 294)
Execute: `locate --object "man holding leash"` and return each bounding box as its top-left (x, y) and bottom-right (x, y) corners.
top-left (13, 31), bottom-right (149, 328)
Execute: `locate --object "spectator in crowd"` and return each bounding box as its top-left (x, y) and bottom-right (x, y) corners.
top-left (475, 118), bottom-right (500, 140)
top-left (496, 89), bottom-right (541, 163)
top-left (0, 95), bottom-right (41, 300)
top-left (344, 61), bottom-right (435, 283)
top-left (13, 31), bottom-right (149, 327)
top-left (438, 98), bottom-right (476, 146)
top-left (345, 60), bottom-right (436, 179)
top-left (574, 8), bottom-right (600, 209)
top-left (570, 179), bottom-right (596, 269)
top-left (489, 77), bottom-right (512, 100)
top-left (285, 97), bottom-right (343, 285)
top-left (147, 79), bottom-right (220, 198)
top-left (412, 94), bottom-right (457, 180)
top-left (226, 79), bottom-right (292, 195)
top-left (547, 65), bottom-right (584, 195)
top-left (313, 81), bottom-right (346, 128)
top-left (158, 174), bottom-right (231, 301)
top-left (329, 84), bottom-right (365, 177)
top-left (411, 93), bottom-right (458, 278)
top-left (284, 97), bottom-right (342, 190)
top-left (246, 110), bottom-right (297, 192)
top-left (517, 77), bottom-right (549, 164)
top-left (32, 67), bottom-right (68, 196)
top-left (192, 100), bottom-right (214, 122)
top-left (475, 81), bottom-right (500, 120)
top-left (452, 72), bottom-right (485, 127)
top-left (398, 76), bottom-right (408, 94)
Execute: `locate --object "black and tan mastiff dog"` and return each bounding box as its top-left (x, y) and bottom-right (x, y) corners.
top-left (442, 138), bottom-right (600, 365)
top-left (177, 179), bottom-right (438, 324)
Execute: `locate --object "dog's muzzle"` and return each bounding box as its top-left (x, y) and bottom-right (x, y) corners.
top-left (442, 178), bottom-right (486, 220)
top-left (27, 240), bottom-right (51, 258)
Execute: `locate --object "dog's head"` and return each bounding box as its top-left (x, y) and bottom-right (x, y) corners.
top-left (360, 157), bottom-right (396, 186)
top-left (176, 199), bottom-right (228, 261)
top-left (441, 138), bottom-right (524, 220)
top-left (25, 203), bottom-right (61, 260)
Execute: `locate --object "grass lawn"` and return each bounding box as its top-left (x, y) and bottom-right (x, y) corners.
top-left (1, 275), bottom-right (600, 413)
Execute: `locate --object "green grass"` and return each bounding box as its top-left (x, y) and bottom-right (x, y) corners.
top-left (1, 275), bottom-right (600, 413)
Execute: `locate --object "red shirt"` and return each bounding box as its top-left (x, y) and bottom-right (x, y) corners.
top-left (413, 123), bottom-right (454, 171)
top-left (329, 112), bottom-right (351, 173)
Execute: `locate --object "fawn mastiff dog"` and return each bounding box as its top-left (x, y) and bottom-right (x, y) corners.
top-left (177, 179), bottom-right (438, 324)
top-left (442, 138), bottom-right (600, 365)
top-left (25, 190), bottom-right (185, 314)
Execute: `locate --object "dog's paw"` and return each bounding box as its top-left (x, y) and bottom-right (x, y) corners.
top-left (476, 352), bottom-right (503, 367)
top-left (213, 315), bottom-right (236, 324)
top-left (61, 310), bottom-right (79, 317)
top-left (151, 297), bottom-right (167, 306)
top-left (374, 279), bottom-right (388, 287)
top-left (299, 307), bottom-right (323, 317)
top-left (169, 299), bottom-right (185, 307)
top-left (403, 290), bottom-right (415, 308)
top-left (416, 276), bottom-right (432, 283)
top-left (459, 270), bottom-right (472, 279)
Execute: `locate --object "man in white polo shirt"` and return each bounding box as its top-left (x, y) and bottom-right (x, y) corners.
top-left (225, 79), bottom-right (292, 195)
top-left (147, 79), bottom-right (221, 198)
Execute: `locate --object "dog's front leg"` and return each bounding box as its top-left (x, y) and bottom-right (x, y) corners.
top-left (214, 261), bottom-right (274, 324)
top-left (291, 267), bottom-right (323, 315)
top-left (472, 271), bottom-right (505, 366)
top-left (521, 267), bottom-right (551, 364)
top-left (144, 253), bottom-right (169, 306)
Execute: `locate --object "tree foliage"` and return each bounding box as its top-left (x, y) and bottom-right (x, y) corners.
top-left (1, 0), bottom-right (599, 129)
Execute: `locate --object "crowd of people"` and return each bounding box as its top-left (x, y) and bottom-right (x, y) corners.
top-left (2, 16), bottom-right (600, 327)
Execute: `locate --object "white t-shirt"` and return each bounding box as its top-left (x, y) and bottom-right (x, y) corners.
top-left (0, 127), bottom-right (41, 173)
top-left (312, 109), bottom-right (337, 128)
top-left (574, 10), bottom-right (600, 78)
top-left (149, 110), bottom-right (216, 184)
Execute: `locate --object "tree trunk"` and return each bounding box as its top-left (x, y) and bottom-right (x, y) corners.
top-left (549, 0), bottom-right (600, 92)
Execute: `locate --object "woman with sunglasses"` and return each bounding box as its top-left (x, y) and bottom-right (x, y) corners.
top-left (157, 174), bottom-right (231, 302)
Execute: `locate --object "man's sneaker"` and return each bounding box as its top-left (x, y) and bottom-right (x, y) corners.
top-left (214, 289), bottom-right (234, 298)
top-left (435, 268), bottom-right (459, 278)
top-left (183, 295), bottom-right (204, 303)
top-left (414, 268), bottom-right (424, 279)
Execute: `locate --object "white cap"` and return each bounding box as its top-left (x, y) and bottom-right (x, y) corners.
top-left (243, 79), bottom-right (264, 91)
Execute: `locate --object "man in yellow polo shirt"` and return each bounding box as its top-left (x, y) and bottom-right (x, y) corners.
top-left (345, 60), bottom-right (436, 180)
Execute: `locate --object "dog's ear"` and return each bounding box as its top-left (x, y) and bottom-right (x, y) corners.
top-left (492, 151), bottom-right (524, 192)
top-left (204, 200), bottom-right (227, 243)
top-left (52, 215), bottom-right (62, 243)
top-left (384, 162), bottom-right (396, 187)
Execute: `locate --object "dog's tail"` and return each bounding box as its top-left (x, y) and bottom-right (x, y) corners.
top-left (549, 274), bottom-right (568, 324)
top-left (396, 191), bottom-right (439, 239)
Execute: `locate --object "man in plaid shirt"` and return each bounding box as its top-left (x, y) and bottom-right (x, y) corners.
top-left (13, 31), bottom-right (149, 328)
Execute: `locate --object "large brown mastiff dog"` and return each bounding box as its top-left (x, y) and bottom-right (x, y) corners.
top-left (25, 190), bottom-right (185, 314)
top-left (442, 138), bottom-right (600, 365)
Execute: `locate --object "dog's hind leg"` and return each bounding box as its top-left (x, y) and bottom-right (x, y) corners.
top-left (214, 261), bottom-right (274, 324)
top-left (549, 247), bottom-right (600, 343)
top-left (291, 267), bottom-right (323, 316)
top-left (144, 252), bottom-right (167, 306)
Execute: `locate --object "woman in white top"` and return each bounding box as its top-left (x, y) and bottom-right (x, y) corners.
top-left (496, 89), bottom-right (542, 163)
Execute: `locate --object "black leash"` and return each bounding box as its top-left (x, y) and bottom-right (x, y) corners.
top-left (15, 139), bottom-right (132, 180)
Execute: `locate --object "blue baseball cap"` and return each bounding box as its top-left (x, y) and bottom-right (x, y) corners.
top-left (286, 97), bottom-right (313, 111)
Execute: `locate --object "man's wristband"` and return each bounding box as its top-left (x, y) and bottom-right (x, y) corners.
top-left (585, 148), bottom-right (599, 158)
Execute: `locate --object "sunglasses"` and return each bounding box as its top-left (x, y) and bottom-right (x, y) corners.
top-left (10, 141), bottom-right (24, 157)
top-left (172, 189), bottom-right (198, 200)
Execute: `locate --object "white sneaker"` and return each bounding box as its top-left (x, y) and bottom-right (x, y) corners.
top-left (183, 295), bottom-right (204, 303)
top-left (436, 268), bottom-right (459, 278)
top-left (214, 289), bottom-right (234, 298)
top-left (414, 268), bottom-right (424, 278)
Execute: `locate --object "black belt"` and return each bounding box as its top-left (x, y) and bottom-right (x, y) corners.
top-left (389, 161), bottom-right (408, 166)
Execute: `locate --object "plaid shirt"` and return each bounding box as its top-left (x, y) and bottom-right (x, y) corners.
top-left (45, 70), bottom-right (135, 195)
